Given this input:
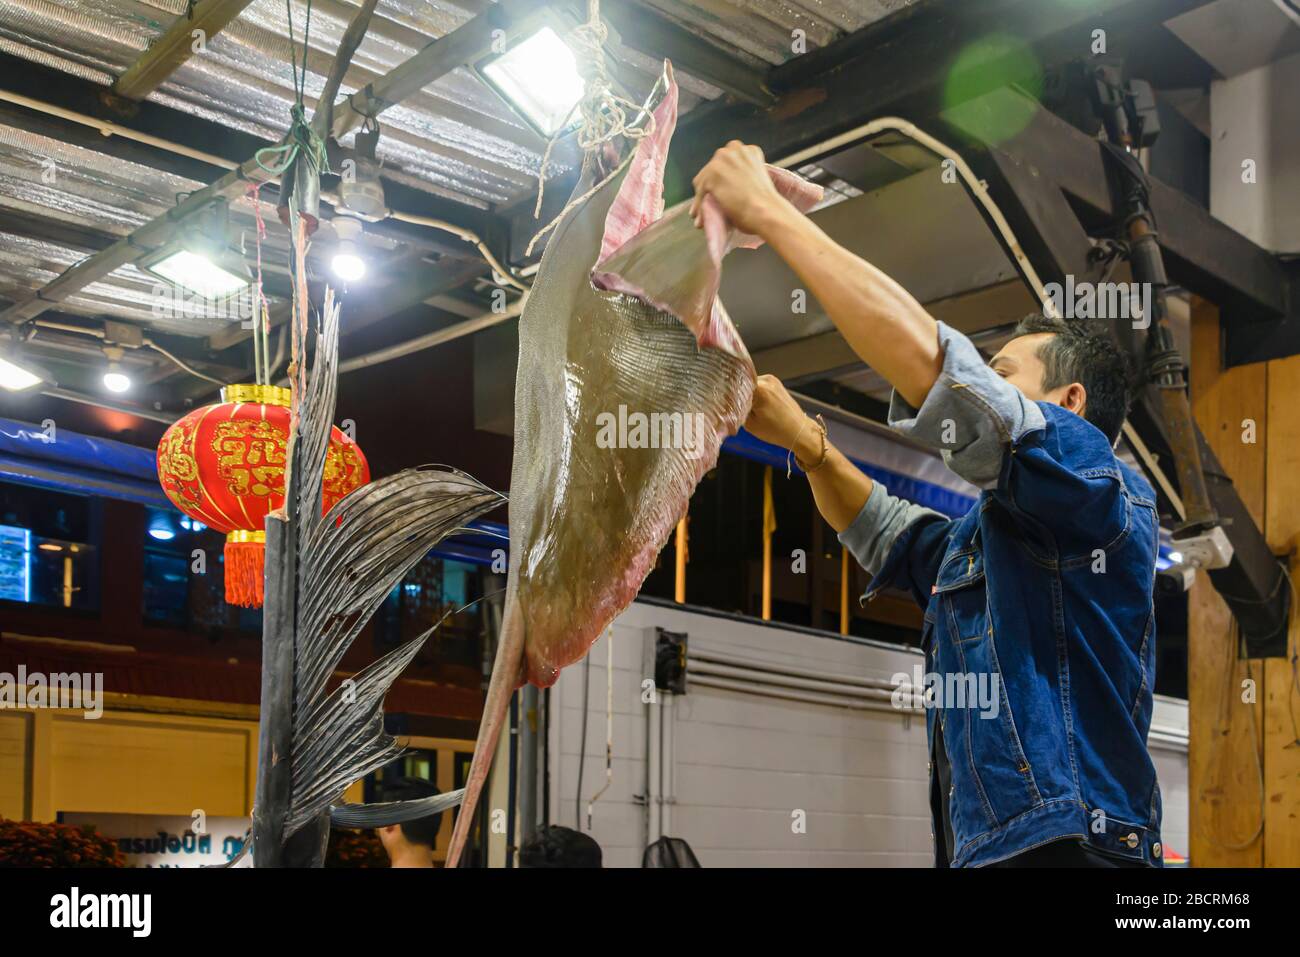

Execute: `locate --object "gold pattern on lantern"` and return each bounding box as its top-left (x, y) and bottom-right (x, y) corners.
top-left (212, 420), bottom-right (287, 498)
top-left (324, 441), bottom-right (363, 488)
top-left (157, 424), bottom-right (199, 483)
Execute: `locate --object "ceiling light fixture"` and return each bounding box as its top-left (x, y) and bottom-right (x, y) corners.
top-left (138, 201), bottom-right (252, 299)
top-left (103, 365), bottom-right (131, 393)
top-left (102, 346), bottom-right (131, 394)
top-left (477, 24), bottom-right (586, 138)
top-left (140, 244), bottom-right (252, 300)
top-left (336, 123), bottom-right (386, 218)
top-left (331, 216), bottom-right (367, 283)
top-left (0, 345), bottom-right (54, 393)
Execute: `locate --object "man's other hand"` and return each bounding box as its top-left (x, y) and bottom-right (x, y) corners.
top-left (690, 141), bottom-right (790, 237)
top-left (747, 375), bottom-right (821, 461)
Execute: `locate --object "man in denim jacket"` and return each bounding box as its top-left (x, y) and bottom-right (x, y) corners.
top-left (692, 144), bottom-right (1162, 867)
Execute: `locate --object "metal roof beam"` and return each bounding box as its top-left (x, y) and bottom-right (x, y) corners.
top-left (328, 0), bottom-right (551, 140)
top-left (665, 0), bottom-right (1218, 201)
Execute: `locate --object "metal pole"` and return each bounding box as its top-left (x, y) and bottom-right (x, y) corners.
top-left (840, 546), bottom-right (850, 636)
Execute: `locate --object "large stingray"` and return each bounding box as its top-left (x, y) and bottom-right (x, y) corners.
top-left (446, 63), bottom-right (820, 865)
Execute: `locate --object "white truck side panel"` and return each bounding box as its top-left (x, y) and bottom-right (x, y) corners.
top-left (545, 600), bottom-right (1189, 867)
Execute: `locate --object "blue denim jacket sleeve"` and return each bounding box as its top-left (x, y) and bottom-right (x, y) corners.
top-left (839, 482), bottom-right (953, 608)
top-left (887, 321), bottom-right (1045, 489)
top-left (888, 321), bottom-right (1129, 553)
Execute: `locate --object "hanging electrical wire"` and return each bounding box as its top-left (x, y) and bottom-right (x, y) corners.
top-left (575, 651), bottom-right (591, 830)
top-left (144, 338), bottom-right (227, 386)
top-left (247, 182), bottom-right (274, 386)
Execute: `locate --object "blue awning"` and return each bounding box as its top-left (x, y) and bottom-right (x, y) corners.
top-left (430, 520), bottom-right (507, 567)
top-left (0, 417), bottom-right (171, 508)
top-left (722, 429), bottom-right (977, 518)
top-left (0, 418), bottom-right (1175, 568)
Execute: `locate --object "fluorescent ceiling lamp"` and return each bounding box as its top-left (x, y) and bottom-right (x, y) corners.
top-left (0, 355), bottom-right (42, 392)
top-left (479, 26), bottom-right (585, 137)
top-left (0, 350), bottom-right (53, 392)
top-left (143, 247), bottom-right (252, 300)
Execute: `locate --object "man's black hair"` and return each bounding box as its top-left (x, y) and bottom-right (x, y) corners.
top-left (518, 825), bottom-right (603, 868)
top-left (378, 777), bottom-right (443, 848)
top-left (1010, 313), bottom-right (1134, 443)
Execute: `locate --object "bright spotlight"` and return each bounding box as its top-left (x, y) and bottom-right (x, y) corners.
top-left (331, 216), bottom-right (367, 282)
top-left (103, 362), bottom-right (131, 393)
top-left (332, 246), bottom-right (367, 282)
top-left (479, 25), bottom-right (585, 138)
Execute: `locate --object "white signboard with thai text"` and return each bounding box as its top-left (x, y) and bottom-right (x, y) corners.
top-left (60, 812), bottom-right (251, 868)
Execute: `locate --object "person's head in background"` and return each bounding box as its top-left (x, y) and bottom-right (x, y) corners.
top-left (376, 778), bottom-right (444, 868)
top-left (989, 313), bottom-right (1135, 445)
top-left (518, 825), bottom-right (603, 868)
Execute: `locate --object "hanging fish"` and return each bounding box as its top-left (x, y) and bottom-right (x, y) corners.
top-left (446, 62), bottom-right (821, 865)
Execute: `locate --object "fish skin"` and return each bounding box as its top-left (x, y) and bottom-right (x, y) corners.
top-left (446, 64), bottom-right (816, 866)
top-left (593, 168), bottom-right (822, 356)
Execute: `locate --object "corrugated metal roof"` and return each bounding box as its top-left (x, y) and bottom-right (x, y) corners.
top-left (639, 0), bottom-right (913, 64)
top-left (0, 108), bottom-right (303, 332)
top-left (0, 0), bottom-right (906, 339)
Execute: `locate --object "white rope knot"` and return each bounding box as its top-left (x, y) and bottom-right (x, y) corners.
top-left (526, 0), bottom-right (657, 257)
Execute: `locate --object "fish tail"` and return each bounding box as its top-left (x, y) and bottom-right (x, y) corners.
top-left (445, 606), bottom-right (525, 867)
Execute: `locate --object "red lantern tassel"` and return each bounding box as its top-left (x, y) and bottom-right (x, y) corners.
top-left (225, 531), bottom-right (266, 608)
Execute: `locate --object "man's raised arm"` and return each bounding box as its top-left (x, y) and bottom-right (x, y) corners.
top-left (745, 375), bottom-right (946, 589)
top-left (693, 141), bottom-right (1045, 494)
top-left (690, 141), bottom-right (943, 409)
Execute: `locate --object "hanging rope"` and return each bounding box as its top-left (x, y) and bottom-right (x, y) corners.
top-left (247, 182), bottom-right (273, 385)
top-left (255, 0), bottom-right (329, 179)
top-left (525, 0), bottom-right (657, 257)
top-left (255, 104), bottom-right (329, 177)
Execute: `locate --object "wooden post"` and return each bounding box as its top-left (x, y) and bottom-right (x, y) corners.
top-left (252, 514), bottom-right (295, 867)
top-left (762, 466), bottom-right (774, 621)
top-left (1262, 350), bottom-right (1300, 866)
top-left (1186, 296), bottom-right (1295, 866)
top-left (674, 516), bottom-right (687, 604)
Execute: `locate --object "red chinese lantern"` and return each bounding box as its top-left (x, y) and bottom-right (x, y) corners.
top-left (156, 384), bottom-right (369, 608)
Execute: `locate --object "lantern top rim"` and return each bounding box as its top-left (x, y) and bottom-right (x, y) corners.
top-left (221, 383), bottom-right (291, 407)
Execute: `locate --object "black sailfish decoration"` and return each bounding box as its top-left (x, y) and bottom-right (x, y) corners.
top-left (248, 227), bottom-right (502, 867)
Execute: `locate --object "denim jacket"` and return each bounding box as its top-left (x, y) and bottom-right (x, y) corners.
top-left (840, 322), bottom-right (1162, 867)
